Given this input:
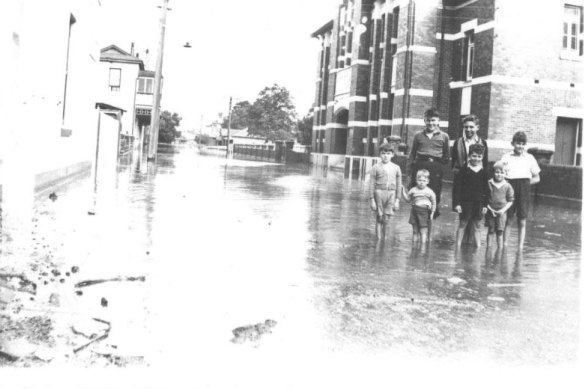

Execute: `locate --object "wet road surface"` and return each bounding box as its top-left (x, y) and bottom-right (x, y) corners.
top-left (0, 144), bottom-right (581, 383)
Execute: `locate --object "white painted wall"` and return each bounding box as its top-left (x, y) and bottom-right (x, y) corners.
top-left (1, 0), bottom-right (103, 184)
top-left (99, 61), bottom-right (141, 137)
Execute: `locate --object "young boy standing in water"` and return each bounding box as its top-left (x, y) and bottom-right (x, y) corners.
top-left (486, 161), bottom-right (515, 250)
top-left (369, 144), bottom-right (402, 239)
top-left (452, 143), bottom-right (489, 248)
top-left (500, 131), bottom-right (540, 251)
top-left (402, 169), bottom-right (436, 246)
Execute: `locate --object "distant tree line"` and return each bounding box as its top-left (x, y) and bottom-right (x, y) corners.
top-left (219, 84), bottom-right (312, 144)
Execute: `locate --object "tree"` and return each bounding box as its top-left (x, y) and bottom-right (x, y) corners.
top-left (248, 84), bottom-right (297, 141)
top-left (296, 113), bottom-right (313, 145)
top-left (158, 111), bottom-right (182, 143)
top-left (222, 100), bottom-right (252, 129)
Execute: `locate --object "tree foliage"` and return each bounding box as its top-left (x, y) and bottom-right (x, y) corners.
top-left (158, 111), bottom-right (182, 143)
top-left (248, 84), bottom-right (296, 141)
top-left (296, 113), bottom-right (313, 145)
top-left (219, 84), bottom-right (297, 141)
top-left (222, 101), bottom-right (252, 129)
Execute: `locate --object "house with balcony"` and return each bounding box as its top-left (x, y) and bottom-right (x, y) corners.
top-left (99, 45), bottom-right (157, 153)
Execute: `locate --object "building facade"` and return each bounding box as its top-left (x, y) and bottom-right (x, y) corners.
top-left (311, 0), bottom-right (583, 168)
top-left (1, 0), bottom-right (104, 191)
top-left (99, 45), bottom-right (156, 149)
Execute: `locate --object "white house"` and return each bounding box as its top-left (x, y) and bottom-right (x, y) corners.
top-left (1, 0), bottom-right (105, 192)
top-left (99, 45), bottom-right (156, 149)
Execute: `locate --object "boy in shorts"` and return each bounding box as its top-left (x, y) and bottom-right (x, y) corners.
top-left (452, 143), bottom-right (488, 248)
top-left (500, 131), bottom-right (540, 251)
top-left (369, 144), bottom-right (402, 239)
top-left (485, 161), bottom-right (515, 250)
top-left (402, 169), bottom-right (436, 246)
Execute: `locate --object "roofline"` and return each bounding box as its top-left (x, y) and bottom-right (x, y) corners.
top-left (100, 44), bottom-right (132, 56)
top-left (311, 19), bottom-right (334, 38)
top-left (95, 102), bottom-right (126, 112)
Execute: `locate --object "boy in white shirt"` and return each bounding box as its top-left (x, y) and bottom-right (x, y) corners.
top-left (499, 131), bottom-right (540, 251)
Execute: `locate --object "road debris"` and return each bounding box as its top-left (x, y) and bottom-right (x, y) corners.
top-left (74, 276), bottom-right (146, 288)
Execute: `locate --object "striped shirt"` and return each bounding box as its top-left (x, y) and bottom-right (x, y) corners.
top-left (407, 186), bottom-right (436, 212)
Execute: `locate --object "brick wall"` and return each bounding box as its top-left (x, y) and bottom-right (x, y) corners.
top-left (488, 83), bottom-right (582, 147)
top-left (537, 165), bottom-right (582, 200)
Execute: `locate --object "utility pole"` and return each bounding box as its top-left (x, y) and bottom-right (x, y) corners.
top-left (147, 0), bottom-right (169, 162)
top-left (226, 96), bottom-right (232, 158)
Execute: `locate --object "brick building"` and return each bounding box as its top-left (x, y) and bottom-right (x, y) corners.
top-left (310, 0), bottom-right (583, 170)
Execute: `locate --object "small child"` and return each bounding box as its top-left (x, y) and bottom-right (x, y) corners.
top-left (369, 144), bottom-right (402, 239)
top-left (500, 131), bottom-right (540, 251)
top-left (452, 143), bottom-right (489, 248)
top-left (485, 161), bottom-right (515, 250)
top-left (402, 169), bottom-right (436, 245)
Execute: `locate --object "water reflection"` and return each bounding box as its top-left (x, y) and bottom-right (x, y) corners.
top-left (0, 146), bottom-right (579, 366)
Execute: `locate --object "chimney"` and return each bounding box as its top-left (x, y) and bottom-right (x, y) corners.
top-left (130, 42), bottom-right (135, 56)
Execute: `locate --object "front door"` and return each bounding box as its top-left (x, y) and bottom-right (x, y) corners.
top-left (554, 117), bottom-right (580, 165)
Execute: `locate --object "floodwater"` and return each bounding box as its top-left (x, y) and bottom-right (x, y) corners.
top-left (0, 144), bottom-right (581, 381)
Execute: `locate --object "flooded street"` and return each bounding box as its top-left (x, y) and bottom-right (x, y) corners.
top-left (1, 144), bottom-right (581, 385)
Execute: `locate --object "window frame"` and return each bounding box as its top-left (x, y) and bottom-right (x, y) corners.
top-left (137, 77), bottom-right (154, 94)
top-left (109, 67), bottom-right (121, 92)
top-left (462, 30), bottom-right (475, 81)
top-left (562, 4), bottom-right (583, 58)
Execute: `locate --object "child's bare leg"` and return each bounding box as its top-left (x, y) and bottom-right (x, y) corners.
top-left (472, 221), bottom-right (482, 248)
top-left (503, 218), bottom-right (513, 247)
top-left (412, 226), bottom-right (419, 244)
top-left (456, 219), bottom-right (468, 247)
top-left (381, 215), bottom-right (389, 238)
top-left (496, 231), bottom-right (504, 249)
top-left (517, 218), bottom-right (527, 251)
top-left (487, 228), bottom-right (495, 249)
top-left (419, 227), bottom-right (428, 246)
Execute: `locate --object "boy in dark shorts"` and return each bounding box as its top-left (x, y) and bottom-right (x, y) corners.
top-left (402, 169), bottom-right (436, 246)
top-left (452, 143), bottom-right (488, 248)
top-left (486, 161), bottom-right (515, 250)
top-left (369, 144), bottom-right (402, 239)
top-left (500, 131), bottom-right (540, 251)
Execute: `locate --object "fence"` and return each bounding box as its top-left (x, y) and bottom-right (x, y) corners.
top-left (233, 143), bottom-right (310, 164)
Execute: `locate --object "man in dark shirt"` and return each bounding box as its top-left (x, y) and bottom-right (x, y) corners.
top-left (407, 108), bottom-right (450, 217)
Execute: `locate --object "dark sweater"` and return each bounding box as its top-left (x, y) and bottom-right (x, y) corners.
top-left (452, 165), bottom-right (489, 208)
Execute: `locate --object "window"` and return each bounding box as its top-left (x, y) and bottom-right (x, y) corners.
top-left (137, 77), bottom-right (153, 94)
top-left (563, 5), bottom-right (583, 56)
top-left (462, 31), bottom-right (475, 80)
top-left (109, 68), bottom-right (121, 91)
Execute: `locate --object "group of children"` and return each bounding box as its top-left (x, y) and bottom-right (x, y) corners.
top-left (370, 131), bottom-right (540, 252)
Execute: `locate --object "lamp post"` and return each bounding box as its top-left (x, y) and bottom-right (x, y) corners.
top-left (147, 0), bottom-right (169, 162)
top-left (226, 96), bottom-right (232, 158)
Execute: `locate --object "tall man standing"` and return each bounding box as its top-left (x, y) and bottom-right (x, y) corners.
top-left (407, 108), bottom-right (450, 218)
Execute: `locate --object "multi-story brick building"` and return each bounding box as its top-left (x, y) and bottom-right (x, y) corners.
top-left (311, 0), bottom-right (583, 170)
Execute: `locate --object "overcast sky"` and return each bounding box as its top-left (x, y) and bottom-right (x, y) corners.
top-left (99, 0), bottom-right (340, 132)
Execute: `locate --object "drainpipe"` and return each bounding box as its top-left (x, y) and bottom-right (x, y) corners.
top-left (401, 0), bottom-right (415, 144)
top-left (436, 4), bottom-right (446, 110)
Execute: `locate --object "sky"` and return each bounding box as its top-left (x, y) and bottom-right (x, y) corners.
top-left (99, 0), bottom-right (341, 132)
